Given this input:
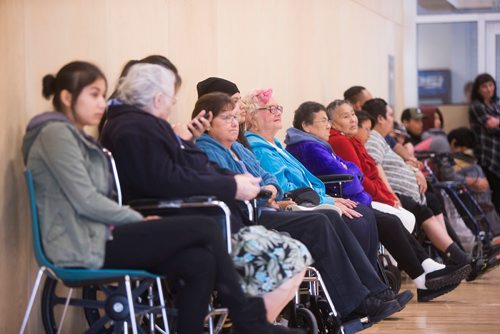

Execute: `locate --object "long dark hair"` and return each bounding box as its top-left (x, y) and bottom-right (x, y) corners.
top-left (42, 61), bottom-right (106, 112)
top-left (470, 73), bottom-right (498, 103)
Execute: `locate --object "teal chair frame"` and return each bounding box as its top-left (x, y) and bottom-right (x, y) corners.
top-left (19, 170), bottom-right (170, 334)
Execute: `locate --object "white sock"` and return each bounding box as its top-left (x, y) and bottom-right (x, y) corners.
top-left (421, 258), bottom-right (445, 273)
top-left (413, 273), bottom-right (427, 290)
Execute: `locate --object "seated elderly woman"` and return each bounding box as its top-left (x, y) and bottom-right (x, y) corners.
top-left (22, 61), bottom-right (300, 334)
top-left (193, 91), bottom-right (408, 324)
top-left (98, 63), bottom-right (316, 327)
top-left (283, 101), bottom-right (471, 302)
top-left (242, 89), bottom-right (379, 268)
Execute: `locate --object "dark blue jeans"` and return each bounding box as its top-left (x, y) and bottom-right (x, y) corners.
top-left (261, 209), bottom-right (387, 318)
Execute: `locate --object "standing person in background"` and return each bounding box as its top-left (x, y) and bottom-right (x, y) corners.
top-left (469, 73), bottom-right (500, 214)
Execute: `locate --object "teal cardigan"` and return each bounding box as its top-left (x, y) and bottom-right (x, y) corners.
top-left (195, 133), bottom-right (284, 200)
top-left (245, 131), bottom-right (334, 205)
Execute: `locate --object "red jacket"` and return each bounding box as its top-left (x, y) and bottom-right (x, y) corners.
top-left (329, 129), bottom-right (398, 206)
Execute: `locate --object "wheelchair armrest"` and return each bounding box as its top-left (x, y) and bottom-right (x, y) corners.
top-left (129, 196), bottom-right (216, 209)
top-left (317, 174), bottom-right (354, 184)
top-left (128, 197), bottom-right (233, 253)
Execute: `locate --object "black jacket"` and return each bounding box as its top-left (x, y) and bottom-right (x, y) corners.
top-left (100, 103), bottom-right (244, 227)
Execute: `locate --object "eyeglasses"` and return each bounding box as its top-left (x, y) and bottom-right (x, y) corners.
top-left (313, 118), bottom-right (332, 126)
top-left (218, 114), bottom-right (240, 124)
top-left (257, 105), bottom-right (284, 115)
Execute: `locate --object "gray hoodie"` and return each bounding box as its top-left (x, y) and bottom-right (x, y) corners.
top-left (23, 112), bottom-right (142, 268)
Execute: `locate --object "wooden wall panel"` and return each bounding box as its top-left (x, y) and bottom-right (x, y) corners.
top-left (0, 0), bottom-right (32, 332)
top-left (0, 0), bottom-right (412, 331)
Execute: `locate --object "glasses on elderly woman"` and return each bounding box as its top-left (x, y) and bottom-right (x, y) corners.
top-left (257, 105), bottom-right (284, 115)
top-left (218, 113), bottom-right (240, 124)
top-left (313, 118), bottom-right (332, 126)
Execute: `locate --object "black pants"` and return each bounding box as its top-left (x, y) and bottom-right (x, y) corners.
top-left (344, 203), bottom-right (380, 268)
top-left (372, 209), bottom-right (428, 279)
top-left (261, 210), bottom-right (387, 318)
top-left (482, 166), bottom-right (500, 214)
top-left (397, 193), bottom-right (434, 225)
top-left (103, 216), bottom-right (247, 334)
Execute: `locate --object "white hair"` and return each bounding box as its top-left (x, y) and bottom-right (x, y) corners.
top-left (116, 63), bottom-right (175, 113)
top-left (242, 90), bottom-right (264, 131)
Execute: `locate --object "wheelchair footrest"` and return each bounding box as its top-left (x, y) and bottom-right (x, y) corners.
top-left (342, 317), bottom-right (372, 334)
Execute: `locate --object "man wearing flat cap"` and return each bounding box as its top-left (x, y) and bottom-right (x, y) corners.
top-left (401, 108), bottom-right (425, 146)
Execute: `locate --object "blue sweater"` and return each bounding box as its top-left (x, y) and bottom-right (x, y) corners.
top-left (245, 131), bottom-right (334, 205)
top-left (284, 128), bottom-right (372, 205)
top-left (195, 134), bottom-right (284, 200)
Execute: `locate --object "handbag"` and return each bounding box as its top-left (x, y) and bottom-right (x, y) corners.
top-left (285, 187), bottom-right (321, 206)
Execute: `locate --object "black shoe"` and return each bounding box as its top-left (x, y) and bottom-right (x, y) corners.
top-left (417, 283), bottom-right (460, 302)
top-left (425, 264), bottom-right (471, 290)
top-left (375, 289), bottom-right (413, 309)
top-left (356, 295), bottom-right (402, 323)
top-left (466, 255), bottom-right (500, 281)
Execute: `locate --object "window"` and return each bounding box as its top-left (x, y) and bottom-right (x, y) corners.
top-left (417, 22), bottom-right (478, 104)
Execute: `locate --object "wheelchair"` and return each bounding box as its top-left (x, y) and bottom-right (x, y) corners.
top-left (248, 176), bottom-right (374, 334)
top-left (416, 151), bottom-right (500, 260)
top-left (320, 174), bottom-right (402, 295)
top-left (20, 149), bottom-right (232, 334)
top-left (281, 267), bottom-right (372, 334)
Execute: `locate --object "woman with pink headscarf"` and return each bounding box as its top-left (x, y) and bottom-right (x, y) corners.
top-left (243, 89), bottom-right (380, 267)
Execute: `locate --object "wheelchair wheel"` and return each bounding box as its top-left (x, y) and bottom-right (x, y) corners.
top-left (83, 282), bottom-right (167, 334)
top-left (41, 277), bottom-right (71, 334)
top-left (82, 284), bottom-right (117, 334)
top-left (41, 277), bottom-right (163, 334)
top-left (42, 278), bottom-right (127, 334)
top-left (384, 268), bottom-right (401, 294)
top-left (315, 299), bottom-right (340, 334)
top-left (295, 307), bottom-right (319, 334)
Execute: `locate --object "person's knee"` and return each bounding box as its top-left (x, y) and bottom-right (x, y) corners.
top-left (178, 248), bottom-right (217, 282)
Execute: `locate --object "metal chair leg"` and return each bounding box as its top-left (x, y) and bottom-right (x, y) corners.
top-left (19, 266), bottom-right (46, 334)
top-left (124, 276), bottom-right (138, 334)
top-left (207, 304), bottom-right (215, 334)
top-left (56, 287), bottom-right (73, 334)
top-left (156, 277), bottom-right (170, 334)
